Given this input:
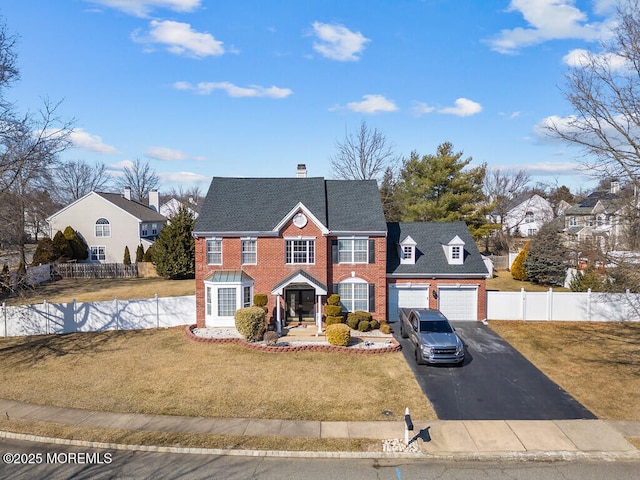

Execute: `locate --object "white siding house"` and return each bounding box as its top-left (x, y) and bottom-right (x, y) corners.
top-left (47, 188), bottom-right (167, 263)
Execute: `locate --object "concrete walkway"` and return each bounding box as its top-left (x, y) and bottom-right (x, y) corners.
top-left (1, 399), bottom-right (639, 460)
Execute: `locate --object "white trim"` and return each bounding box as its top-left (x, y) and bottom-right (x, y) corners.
top-left (273, 202), bottom-right (329, 235)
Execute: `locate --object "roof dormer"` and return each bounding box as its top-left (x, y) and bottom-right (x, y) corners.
top-left (444, 235), bottom-right (465, 265)
top-left (398, 235), bottom-right (417, 265)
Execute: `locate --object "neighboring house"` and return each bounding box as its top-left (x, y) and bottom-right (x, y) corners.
top-left (564, 181), bottom-right (630, 251)
top-left (193, 167), bottom-right (490, 331)
top-left (160, 197), bottom-right (199, 220)
top-left (47, 187), bottom-right (167, 263)
top-left (386, 222), bottom-right (489, 322)
top-left (497, 193), bottom-right (554, 237)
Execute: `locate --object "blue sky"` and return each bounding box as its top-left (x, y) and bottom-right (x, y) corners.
top-left (1, 0), bottom-right (622, 194)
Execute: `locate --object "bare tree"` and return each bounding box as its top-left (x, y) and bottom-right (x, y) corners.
top-left (543, 0), bottom-right (640, 189)
top-left (0, 18), bottom-right (19, 106)
top-left (114, 158), bottom-right (160, 201)
top-left (484, 168), bottom-right (532, 224)
top-left (0, 100), bottom-right (74, 268)
top-left (330, 120), bottom-right (399, 181)
top-left (54, 159), bottom-right (111, 202)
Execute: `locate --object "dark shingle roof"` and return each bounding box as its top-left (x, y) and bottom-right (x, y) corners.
top-left (386, 221), bottom-right (488, 276)
top-left (95, 192), bottom-right (166, 222)
top-left (194, 177), bottom-right (387, 235)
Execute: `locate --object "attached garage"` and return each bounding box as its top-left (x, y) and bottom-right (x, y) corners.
top-left (438, 286), bottom-right (478, 321)
top-left (387, 284), bottom-right (429, 322)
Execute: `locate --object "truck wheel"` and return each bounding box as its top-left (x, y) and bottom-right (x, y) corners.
top-left (400, 324), bottom-right (408, 338)
top-left (415, 348), bottom-right (426, 365)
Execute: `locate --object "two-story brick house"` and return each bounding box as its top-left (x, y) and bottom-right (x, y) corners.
top-left (193, 173), bottom-right (388, 331)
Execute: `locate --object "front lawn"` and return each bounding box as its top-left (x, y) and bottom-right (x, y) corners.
top-left (487, 270), bottom-right (570, 292)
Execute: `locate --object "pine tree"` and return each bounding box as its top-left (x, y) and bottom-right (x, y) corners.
top-left (32, 237), bottom-right (57, 265)
top-left (510, 242), bottom-right (529, 281)
top-left (63, 226), bottom-right (88, 261)
top-left (524, 223), bottom-right (568, 286)
top-left (396, 142), bottom-right (489, 238)
top-left (52, 230), bottom-right (73, 260)
top-left (152, 206), bottom-right (195, 279)
top-left (569, 266), bottom-right (606, 292)
top-left (135, 244), bottom-right (144, 263)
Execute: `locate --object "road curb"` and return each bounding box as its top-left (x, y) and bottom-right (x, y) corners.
top-left (2, 430), bottom-right (639, 462)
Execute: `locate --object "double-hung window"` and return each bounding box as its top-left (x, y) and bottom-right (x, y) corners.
top-left (206, 239), bottom-right (222, 265)
top-left (338, 238), bottom-right (368, 263)
top-left (338, 282), bottom-right (369, 312)
top-left (285, 239), bottom-right (315, 264)
top-left (90, 246), bottom-right (106, 262)
top-left (241, 238), bottom-right (257, 264)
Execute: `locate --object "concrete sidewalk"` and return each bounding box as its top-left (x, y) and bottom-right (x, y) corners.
top-left (1, 399), bottom-right (639, 459)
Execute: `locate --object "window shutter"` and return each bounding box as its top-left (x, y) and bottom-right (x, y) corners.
top-left (368, 283), bottom-right (375, 312)
top-left (332, 239), bottom-right (339, 264)
top-left (368, 239), bottom-right (375, 263)
top-left (332, 284), bottom-right (339, 296)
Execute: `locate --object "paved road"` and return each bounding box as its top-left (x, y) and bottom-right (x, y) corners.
top-left (2, 438), bottom-right (639, 480)
top-left (394, 321), bottom-right (596, 420)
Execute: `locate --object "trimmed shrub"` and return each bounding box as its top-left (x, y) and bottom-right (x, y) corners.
top-left (353, 310), bottom-right (372, 323)
top-left (346, 313), bottom-right (360, 330)
top-left (325, 315), bottom-right (344, 326)
top-left (511, 243), bottom-right (529, 281)
top-left (379, 322), bottom-right (391, 334)
top-left (327, 294), bottom-right (341, 306)
top-left (135, 244), bottom-right (144, 263)
top-left (253, 294), bottom-right (268, 307)
top-left (357, 320), bottom-right (371, 332)
top-left (234, 306), bottom-right (267, 342)
top-left (325, 304), bottom-right (343, 316)
top-left (123, 246), bottom-right (131, 265)
top-left (370, 319), bottom-right (380, 330)
top-left (263, 330), bottom-right (279, 346)
top-left (326, 323), bottom-right (350, 347)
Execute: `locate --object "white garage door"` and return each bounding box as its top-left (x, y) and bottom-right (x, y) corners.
top-left (438, 287), bottom-right (477, 321)
top-left (388, 285), bottom-right (429, 322)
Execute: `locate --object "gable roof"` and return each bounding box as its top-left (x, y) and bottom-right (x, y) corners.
top-left (386, 221), bottom-right (488, 277)
top-left (94, 192), bottom-right (167, 222)
top-left (193, 177), bottom-right (387, 235)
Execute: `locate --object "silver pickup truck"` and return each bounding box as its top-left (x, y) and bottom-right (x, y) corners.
top-left (399, 308), bottom-right (465, 365)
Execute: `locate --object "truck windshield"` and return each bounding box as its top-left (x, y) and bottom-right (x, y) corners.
top-left (420, 320), bottom-right (453, 333)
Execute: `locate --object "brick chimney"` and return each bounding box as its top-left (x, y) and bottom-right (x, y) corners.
top-left (296, 164), bottom-right (307, 178)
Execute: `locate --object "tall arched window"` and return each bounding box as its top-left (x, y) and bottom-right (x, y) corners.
top-left (95, 218), bottom-right (111, 237)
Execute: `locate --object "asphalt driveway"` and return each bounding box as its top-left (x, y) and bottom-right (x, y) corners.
top-left (394, 321), bottom-right (597, 420)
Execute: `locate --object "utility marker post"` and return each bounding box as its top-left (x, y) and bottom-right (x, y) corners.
top-left (404, 407), bottom-right (413, 445)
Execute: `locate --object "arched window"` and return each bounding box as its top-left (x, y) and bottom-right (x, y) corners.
top-left (524, 211), bottom-right (534, 223)
top-left (95, 218), bottom-right (111, 237)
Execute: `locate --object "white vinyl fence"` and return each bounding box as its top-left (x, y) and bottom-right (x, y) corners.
top-left (487, 289), bottom-right (640, 322)
top-left (1, 295), bottom-right (195, 337)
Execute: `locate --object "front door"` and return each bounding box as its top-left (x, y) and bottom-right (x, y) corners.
top-left (286, 289), bottom-right (315, 324)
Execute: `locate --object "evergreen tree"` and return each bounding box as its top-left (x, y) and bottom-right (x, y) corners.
top-left (152, 206), bottom-right (195, 279)
top-left (123, 246), bottom-right (131, 265)
top-left (52, 230), bottom-right (73, 260)
top-left (143, 245), bottom-right (154, 262)
top-left (569, 266), bottom-right (606, 292)
top-left (510, 242), bottom-right (529, 281)
top-left (379, 166), bottom-right (402, 221)
top-left (32, 237), bottom-right (57, 265)
top-left (63, 226), bottom-right (88, 261)
top-left (135, 244), bottom-right (144, 263)
top-left (396, 142), bottom-right (489, 238)
top-left (524, 223), bottom-right (568, 286)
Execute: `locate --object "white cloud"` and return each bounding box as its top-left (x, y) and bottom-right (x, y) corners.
top-left (487, 0), bottom-right (606, 54)
top-left (344, 94), bottom-right (398, 114)
top-left (411, 102), bottom-right (436, 116)
top-left (145, 146), bottom-right (188, 161)
top-left (174, 81), bottom-right (293, 98)
top-left (438, 98), bottom-right (483, 117)
top-left (71, 128), bottom-right (119, 154)
top-left (158, 170), bottom-right (209, 184)
top-left (86, 0), bottom-right (200, 17)
top-left (563, 48), bottom-right (629, 70)
top-left (311, 22), bottom-right (370, 61)
top-left (135, 20), bottom-right (224, 58)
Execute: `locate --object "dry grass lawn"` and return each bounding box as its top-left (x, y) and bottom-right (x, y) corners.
top-left (2, 277), bottom-right (195, 306)
top-left (486, 270), bottom-right (570, 292)
top-left (489, 321), bottom-right (640, 420)
top-left (0, 327), bottom-right (436, 423)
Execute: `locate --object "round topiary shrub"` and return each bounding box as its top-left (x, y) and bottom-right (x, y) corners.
top-left (253, 294), bottom-right (268, 307)
top-left (379, 322), bottom-right (391, 334)
top-left (369, 319), bottom-right (380, 330)
top-left (325, 304), bottom-right (343, 316)
top-left (234, 306), bottom-right (267, 342)
top-left (357, 320), bottom-right (371, 332)
top-left (326, 323), bottom-right (350, 347)
top-left (346, 313), bottom-right (360, 330)
top-left (327, 294), bottom-right (341, 306)
top-left (263, 330), bottom-right (279, 346)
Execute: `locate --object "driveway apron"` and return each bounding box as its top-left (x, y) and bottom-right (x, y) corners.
top-left (394, 321), bottom-right (597, 420)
